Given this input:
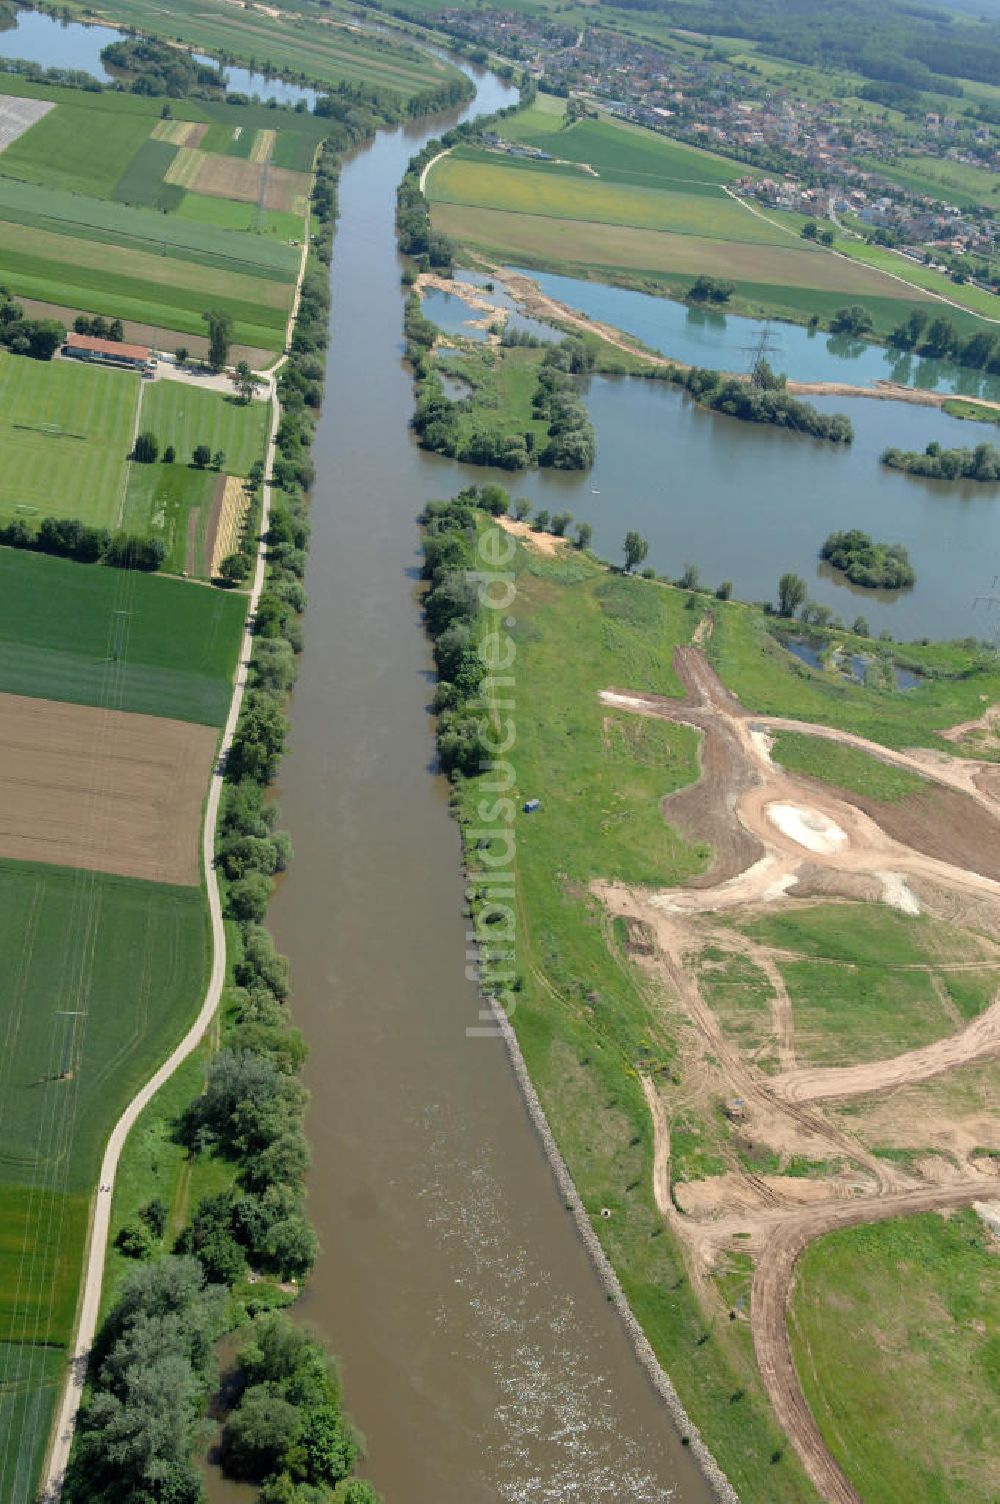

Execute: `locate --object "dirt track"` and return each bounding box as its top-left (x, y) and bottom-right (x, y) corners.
top-left (600, 644), bottom-right (1000, 1502)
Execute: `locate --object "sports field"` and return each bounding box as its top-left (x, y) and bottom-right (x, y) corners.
top-left (0, 351), bottom-right (136, 531)
top-left (141, 382), bottom-right (270, 477)
top-left (0, 548), bottom-right (245, 724)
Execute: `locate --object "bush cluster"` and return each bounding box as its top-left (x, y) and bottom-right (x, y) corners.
top-left (221, 1312), bottom-right (377, 1502)
top-left (680, 367), bottom-right (853, 443)
top-left (820, 529), bottom-right (916, 589)
top-left (0, 284), bottom-right (64, 359)
top-left (881, 439), bottom-right (1000, 483)
top-left (67, 1257), bottom-right (229, 1503)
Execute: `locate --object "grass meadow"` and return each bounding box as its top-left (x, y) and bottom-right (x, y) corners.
top-left (140, 382), bottom-right (270, 476)
top-left (0, 548), bottom-right (245, 724)
top-left (122, 462), bottom-right (218, 577)
top-left (769, 730), bottom-right (926, 801)
top-left (0, 1342), bottom-right (66, 1504)
top-left (790, 1210), bottom-right (1000, 1504)
top-left (0, 103), bottom-right (152, 199)
top-left (0, 351), bottom-right (137, 530)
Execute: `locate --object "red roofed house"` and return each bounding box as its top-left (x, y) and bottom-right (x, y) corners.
top-left (63, 331), bottom-right (153, 372)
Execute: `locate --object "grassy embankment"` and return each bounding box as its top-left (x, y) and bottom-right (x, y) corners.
top-left (0, 548), bottom-right (245, 1496)
top-left (426, 499), bottom-right (1000, 1501)
top-left (790, 1209), bottom-right (999, 1504)
top-left (425, 94), bottom-right (965, 335)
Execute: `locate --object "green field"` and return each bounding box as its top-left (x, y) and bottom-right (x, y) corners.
top-left (770, 730), bottom-right (926, 802)
top-left (88, 0), bottom-right (463, 99)
top-left (433, 149), bottom-right (791, 243)
top-left (0, 1190), bottom-right (89, 1346)
top-left (791, 1210), bottom-right (1000, 1504)
top-left (859, 154), bottom-right (1000, 211)
top-left (140, 382), bottom-right (270, 477)
top-left (0, 351), bottom-right (136, 530)
top-left (0, 548), bottom-right (245, 724)
top-left (121, 461), bottom-right (217, 577)
top-left (835, 238), bottom-right (1000, 320)
top-left (0, 102), bottom-right (153, 198)
top-left (0, 87), bottom-right (304, 348)
top-left (0, 1342), bottom-right (66, 1504)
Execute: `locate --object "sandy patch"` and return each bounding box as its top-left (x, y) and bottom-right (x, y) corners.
top-left (0, 692), bottom-right (216, 886)
top-left (768, 802), bottom-right (848, 855)
top-left (876, 869), bottom-right (921, 915)
top-left (497, 515), bottom-right (570, 557)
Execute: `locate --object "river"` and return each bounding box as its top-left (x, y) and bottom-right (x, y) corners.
top-left (256, 69), bottom-right (715, 1504)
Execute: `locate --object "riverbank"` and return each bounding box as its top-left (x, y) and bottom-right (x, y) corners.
top-left (422, 486), bottom-right (1000, 1504)
top-left (423, 264), bottom-right (1000, 416)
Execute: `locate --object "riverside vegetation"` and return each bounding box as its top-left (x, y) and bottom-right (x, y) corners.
top-left (62, 102), bottom-right (382, 1504)
top-left (881, 439), bottom-right (1000, 483)
top-left (820, 530), bottom-right (916, 590)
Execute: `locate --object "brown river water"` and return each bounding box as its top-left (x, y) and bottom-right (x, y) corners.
top-left (204, 71), bottom-right (716, 1504)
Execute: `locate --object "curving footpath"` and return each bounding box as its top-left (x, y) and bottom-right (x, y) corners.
top-left (39, 282), bottom-right (296, 1501)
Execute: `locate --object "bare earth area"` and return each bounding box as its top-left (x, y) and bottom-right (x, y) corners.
top-left (597, 645), bottom-right (1000, 1502)
top-left (0, 691), bottom-right (217, 885)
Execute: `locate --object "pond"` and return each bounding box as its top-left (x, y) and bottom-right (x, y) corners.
top-left (511, 266), bottom-right (1000, 402)
top-left (783, 637), bottom-right (924, 689)
top-left (0, 8), bottom-right (318, 107)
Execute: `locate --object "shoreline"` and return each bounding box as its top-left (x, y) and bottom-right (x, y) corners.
top-left (420, 264), bottom-right (1000, 416)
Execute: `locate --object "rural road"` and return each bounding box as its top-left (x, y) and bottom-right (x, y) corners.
top-left (39, 227), bottom-right (306, 1500)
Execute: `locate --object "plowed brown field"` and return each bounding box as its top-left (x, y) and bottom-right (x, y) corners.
top-left (0, 692), bottom-right (217, 885)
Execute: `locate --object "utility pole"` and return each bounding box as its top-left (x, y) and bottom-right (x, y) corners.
top-left (55, 1011), bottom-right (86, 1080)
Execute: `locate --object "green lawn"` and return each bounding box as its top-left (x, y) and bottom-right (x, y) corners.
top-left (770, 730), bottom-right (926, 802)
top-left (739, 903), bottom-right (977, 968)
top-left (0, 350), bottom-right (137, 530)
top-left (0, 102), bottom-right (153, 198)
top-left (140, 382), bottom-right (270, 476)
top-left (835, 238), bottom-right (1000, 321)
top-left (776, 956), bottom-right (951, 1065)
top-left (175, 191), bottom-right (302, 241)
top-left (791, 1210), bottom-right (1000, 1504)
top-left (0, 548), bottom-right (245, 724)
top-left (122, 460), bottom-right (218, 576)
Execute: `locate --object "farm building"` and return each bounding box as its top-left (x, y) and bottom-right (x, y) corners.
top-left (63, 331), bottom-right (152, 372)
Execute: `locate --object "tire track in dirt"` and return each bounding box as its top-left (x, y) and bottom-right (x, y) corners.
top-left (600, 645), bottom-right (1000, 1503)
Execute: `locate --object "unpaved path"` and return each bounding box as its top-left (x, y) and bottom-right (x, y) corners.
top-left (751, 1181), bottom-right (990, 1504)
top-left (600, 644), bottom-right (1000, 1502)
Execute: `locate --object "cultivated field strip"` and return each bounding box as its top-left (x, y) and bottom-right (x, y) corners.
top-left (0, 98), bottom-right (52, 155)
top-left (0, 693), bottom-right (217, 885)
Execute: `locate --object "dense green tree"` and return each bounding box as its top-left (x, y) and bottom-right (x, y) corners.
top-left (203, 309), bottom-right (233, 370)
top-left (777, 571), bottom-right (807, 618)
top-left (133, 430), bottom-right (159, 464)
top-left (623, 531), bottom-right (649, 573)
top-left (575, 521), bottom-right (592, 550)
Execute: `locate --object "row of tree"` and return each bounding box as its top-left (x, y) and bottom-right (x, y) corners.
top-left (0, 515), bottom-right (165, 570)
top-left (888, 309), bottom-right (1000, 374)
